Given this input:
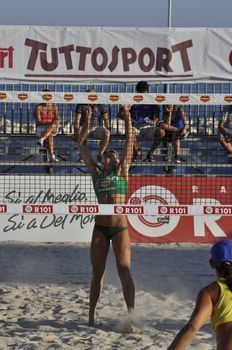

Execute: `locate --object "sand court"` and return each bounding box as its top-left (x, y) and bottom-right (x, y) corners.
top-left (0, 242), bottom-right (215, 349)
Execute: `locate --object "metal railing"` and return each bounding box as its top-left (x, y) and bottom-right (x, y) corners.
top-left (0, 82), bottom-right (230, 136)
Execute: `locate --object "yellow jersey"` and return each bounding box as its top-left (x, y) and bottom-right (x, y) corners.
top-left (211, 279), bottom-right (232, 330)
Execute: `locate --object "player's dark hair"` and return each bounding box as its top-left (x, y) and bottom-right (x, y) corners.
top-left (217, 262), bottom-right (232, 291)
top-left (135, 81), bottom-right (149, 93)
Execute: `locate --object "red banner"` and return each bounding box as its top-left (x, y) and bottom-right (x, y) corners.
top-left (126, 177), bottom-right (232, 243)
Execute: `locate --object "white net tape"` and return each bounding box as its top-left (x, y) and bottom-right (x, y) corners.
top-left (0, 204), bottom-right (232, 216)
top-left (0, 91), bottom-right (231, 105)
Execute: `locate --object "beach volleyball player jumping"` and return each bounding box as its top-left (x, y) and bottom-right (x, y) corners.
top-left (78, 105), bottom-right (135, 330)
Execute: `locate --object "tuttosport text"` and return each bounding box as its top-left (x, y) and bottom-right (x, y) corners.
top-left (25, 38), bottom-right (193, 73)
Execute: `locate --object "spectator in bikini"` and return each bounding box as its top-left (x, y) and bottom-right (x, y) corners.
top-left (35, 92), bottom-right (60, 162)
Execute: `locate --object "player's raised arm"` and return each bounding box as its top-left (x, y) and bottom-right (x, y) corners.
top-left (120, 104), bottom-right (134, 180)
top-left (78, 106), bottom-right (99, 177)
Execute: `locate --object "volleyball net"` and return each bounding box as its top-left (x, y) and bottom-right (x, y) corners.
top-left (0, 84), bottom-right (231, 216)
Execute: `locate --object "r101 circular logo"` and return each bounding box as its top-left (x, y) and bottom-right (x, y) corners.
top-left (127, 185), bottom-right (180, 237)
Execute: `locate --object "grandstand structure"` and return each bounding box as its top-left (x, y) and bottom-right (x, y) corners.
top-left (0, 25), bottom-right (231, 242)
top-left (0, 82), bottom-right (231, 178)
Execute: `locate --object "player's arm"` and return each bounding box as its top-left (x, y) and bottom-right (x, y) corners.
top-left (78, 106), bottom-right (99, 176)
top-left (120, 105), bottom-right (134, 180)
top-left (167, 287), bottom-right (213, 350)
top-left (74, 112), bottom-right (82, 141)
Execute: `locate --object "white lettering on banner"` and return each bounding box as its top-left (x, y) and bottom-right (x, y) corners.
top-left (192, 185), bottom-right (230, 195)
top-left (192, 186), bottom-right (199, 193)
top-left (220, 186), bottom-right (227, 193)
top-left (158, 206), bottom-right (188, 215)
top-left (114, 206), bottom-right (144, 215)
top-left (193, 199), bottom-right (226, 237)
top-left (128, 189), bottom-right (228, 238)
top-left (69, 205), bottom-right (99, 214)
top-left (127, 185), bottom-right (180, 237)
top-left (204, 206), bottom-right (232, 215)
top-left (23, 205), bottom-right (53, 214)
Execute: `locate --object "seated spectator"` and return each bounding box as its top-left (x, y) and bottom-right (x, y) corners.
top-left (160, 104), bottom-right (189, 163)
top-left (218, 105), bottom-right (232, 157)
top-left (74, 89), bottom-right (110, 162)
top-left (120, 81), bottom-right (165, 162)
top-left (35, 95), bottom-right (60, 162)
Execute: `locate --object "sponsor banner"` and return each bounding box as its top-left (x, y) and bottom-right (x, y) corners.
top-left (0, 91), bottom-right (231, 105)
top-left (114, 205), bottom-right (144, 215)
top-left (203, 206), bottom-right (232, 215)
top-left (158, 205), bottom-right (188, 215)
top-left (0, 175), bottom-right (96, 242)
top-left (0, 26), bottom-right (232, 82)
top-left (0, 175), bottom-right (232, 243)
top-left (126, 177), bottom-right (232, 243)
top-left (3, 203), bottom-right (232, 216)
top-left (69, 205), bottom-right (99, 214)
top-left (23, 204), bottom-right (53, 214)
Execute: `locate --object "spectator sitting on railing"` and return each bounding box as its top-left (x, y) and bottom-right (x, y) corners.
top-left (35, 94), bottom-right (60, 162)
top-left (74, 89), bottom-right (110, 162)
top-left (160, 104), bottom-right (189, 163)
top-left (218, 105), bottom-right (232, 158)
top-left (119, 81), bottom-right (165, 162)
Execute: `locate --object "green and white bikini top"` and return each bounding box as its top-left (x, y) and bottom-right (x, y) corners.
top-left (94, 169), bottom-right (128, 196)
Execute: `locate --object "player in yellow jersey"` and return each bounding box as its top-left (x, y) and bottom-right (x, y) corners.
top-left (168, 239), bottom-right (232, 350)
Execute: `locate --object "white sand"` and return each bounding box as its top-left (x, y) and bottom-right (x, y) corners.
top-left (0, 242), bottom-right (216, 350)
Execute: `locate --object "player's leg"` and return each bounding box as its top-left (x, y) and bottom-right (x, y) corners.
top-left (89, 227), bottom-right (110, 326)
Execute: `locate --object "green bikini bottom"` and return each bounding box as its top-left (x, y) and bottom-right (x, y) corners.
top-left (94, 224), bottom-right (128, 240)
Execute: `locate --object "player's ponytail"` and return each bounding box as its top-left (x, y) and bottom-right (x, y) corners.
top-left (219, 262), bottom-right (232, 291)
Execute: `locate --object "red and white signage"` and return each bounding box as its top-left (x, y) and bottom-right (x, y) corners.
top-left (23, 205), bottom-right (53, 214)
top-left (114, 205), bottom-right (144, 215)
top-left (126, 177), bottom-right (232, 243)
top-left (0, 26), bottom-right (232, 82)
top-left (69, 205), bottom-right (99, 214)
top-left (0, 175), bottom-right (232, 243)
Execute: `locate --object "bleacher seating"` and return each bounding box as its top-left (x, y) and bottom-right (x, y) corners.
top-left (0, 133), bottom-right (230, 176)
